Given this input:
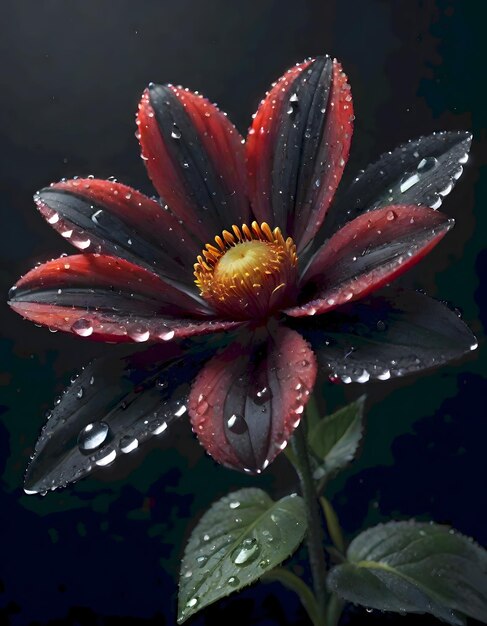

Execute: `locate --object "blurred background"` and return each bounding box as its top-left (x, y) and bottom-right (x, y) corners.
top-left (0, 0), bottom-right (485, 624)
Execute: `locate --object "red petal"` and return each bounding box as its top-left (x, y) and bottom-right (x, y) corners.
top-left (188, 327), bottom-right (317, 472)
top-left (286, 205), bottom-right (453, 317)
top-left (35, 179), bottom-right (200, 285)
top-left (137, 85), bottom-right (249, 242)
top-left (9, 254), bottom-right (242, 342)
top-left (246, 57), bottom-right (353, 251)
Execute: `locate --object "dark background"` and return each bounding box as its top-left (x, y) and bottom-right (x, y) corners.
top-left (0, 0), bottom-right (485, 624)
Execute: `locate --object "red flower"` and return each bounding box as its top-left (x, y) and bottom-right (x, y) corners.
top-left (9, 56), bottom-right (476, 493)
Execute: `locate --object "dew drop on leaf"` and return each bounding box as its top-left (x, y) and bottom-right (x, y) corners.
top-left (231, 537), bottom-right (261, 566)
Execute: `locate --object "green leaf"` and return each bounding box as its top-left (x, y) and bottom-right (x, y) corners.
top-left (177, 488), bottom-right (306, 622)
top-left (327, 521), bottom-right (487, 625)
top-left (308, 396), bottom-right (365, 481)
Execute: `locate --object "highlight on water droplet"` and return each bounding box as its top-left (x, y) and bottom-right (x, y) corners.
top-left (78, 421), bottom-right (110, 453)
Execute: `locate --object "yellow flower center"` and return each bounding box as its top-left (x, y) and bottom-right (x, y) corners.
top-left (194, 222), bottom-right (298, 319)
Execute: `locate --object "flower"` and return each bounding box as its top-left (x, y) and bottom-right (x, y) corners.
top-left (9, 56), bottom-right (476, 493)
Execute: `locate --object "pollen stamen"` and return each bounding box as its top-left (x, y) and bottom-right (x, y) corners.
top-left (194, 221), bottom-right (298, 319)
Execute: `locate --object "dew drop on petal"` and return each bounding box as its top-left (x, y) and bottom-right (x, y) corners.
top-left (94, 446), bottom-right (117, 467)
top-left (417, 156), bottom-right (437, 173)
top-left (119, 436), bottom-right (139, 453)
top-left (78, 421), bottom-right (110, 453)
top-left (399, 173), bottom-right (420, 193)
top-left (71, 318), bottom-right (94, 337)
top-left (171, 124), bottom-right (182, 139)
top-left (128, 326), bottom-right (150, 342)
top-left (254, 386), bottom-right (271, 405)
top-left (150, 419), bottom-right (168, 435)
top-left (386, 210), bottom-right (397, 221)
top-left (227, 413), bottom-right (248, 434)
top-left (174, 404), bottom-right (187, 418)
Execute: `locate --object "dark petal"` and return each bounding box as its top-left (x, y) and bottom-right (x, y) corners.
top-left (137, 85), bottom-right (249, 242)
top-left (35, 179), bottom-right (201, 286)
top-left (188, 326), bottom-right (317, 473)
top-left (293, 289), bottom-right (477, 383)
top-left (9, 254), bottom-right (242, 342)
top-left (327, 131), bottom-right (472, 234)
top-left (286, 205), bottom-right (452, 317)
top-left (246, 56), bottom-right (353, 251)
top-left (24, 339), bottom-right (222, 493)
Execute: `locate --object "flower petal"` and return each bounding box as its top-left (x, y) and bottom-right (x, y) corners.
top-left (35, 179), bottom-right (200, 286)
top-left (188, 326), bottom-right (317, 472)
top-left (137, 85), bottom-right (249, 242)
top-left (23, 339), bottom-right (221, 493)
top-left (9, 254), bottom-right (242, 342)
top-left (326, 131), bottom-right (472, 235)
top-left (286, 205), bottom-right (453, 317)
top-left (293, 288), bottom-right (477, 383)
top-left (246, 56), bottom-right (353, 251)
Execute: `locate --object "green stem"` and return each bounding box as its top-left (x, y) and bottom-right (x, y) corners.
top-left (262, 567), bottom-right (322, 626)
top-left (326, 593), bottom-right (345, 626)
top-left (291, 422), bottom-right (328, 625)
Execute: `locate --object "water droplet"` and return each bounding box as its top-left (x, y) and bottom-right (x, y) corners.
top-left (94, 446), bottom-right (117, 467)
top-left (150, 419), bottom-right (168, 435)
top-left (196, 555), bottom-right (208, 567)
top-left (128, 326), bottom-right (150, 342)
top-left (186, 597), bottom-right (198, 609)
top-left (119, 436), bottom-right (139, 453)
top-left (386, 210), bottom-right (397, 221)
top-left (399, 172), bottom-right (420, 193)
top-left (171, 124), bottom-right (182, 139)
top-left (78, 422), bottom-right (110, 453)
top-left (47, 212), bottom-right (60, 224)
top-left (174, 404), bottom-right (187, 418)
top-left (227, 576), bottom-right (240, 587)
top-left (229, 501), bottom-right (240, 509)
top-left (417, 156), bottom-right (437, 173)
top-left (71, 318), bottom-right (93, 337)
top-left (226, 413), bottom-right (248, 434)
top-left (254, 386), bottom-right (271, 405)
top-left (159, 329), bottom-right (175, 341)
top-left (232, 537), bottom-right (260, 566)
top-left (202, 534), bottom-right (210, 542)
top-left (184, 570), bottom-right (192, 579)
top-left (258, 558), bottom-right (270, 569)
top-left (376, 320), bottom-right (387, 331)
